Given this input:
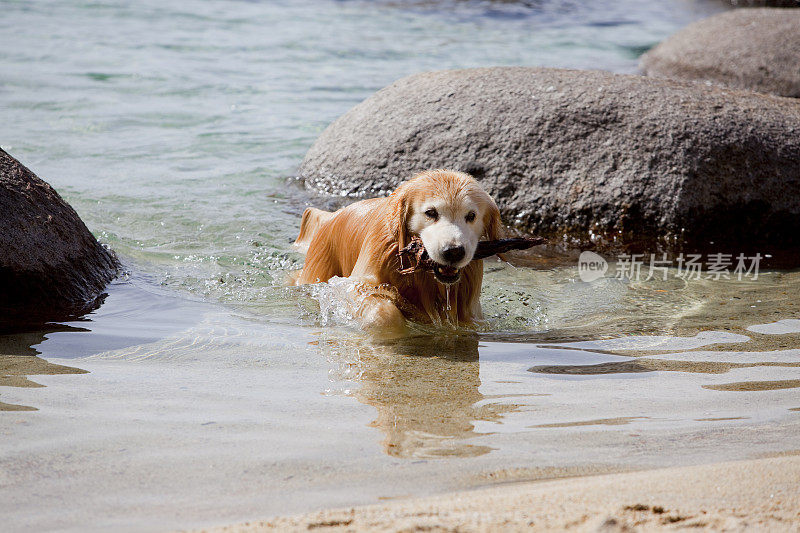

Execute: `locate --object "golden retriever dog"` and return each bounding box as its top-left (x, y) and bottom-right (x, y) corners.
top-left (293, 169), bottom-right (502, 336)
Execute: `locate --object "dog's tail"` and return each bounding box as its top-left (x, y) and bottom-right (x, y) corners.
top-left (293, 207), bottom-right (334, 254)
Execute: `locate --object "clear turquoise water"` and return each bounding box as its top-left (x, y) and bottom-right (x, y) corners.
top-left (4, 2), bottom-right (800, 532)
top-left (2, 0), bottom-right (727, 311)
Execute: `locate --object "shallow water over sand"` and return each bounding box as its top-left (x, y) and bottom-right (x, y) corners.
top-left (2, 270), bottom-right (799, 531)
top-left (2, 0), bottom-right (799, 531)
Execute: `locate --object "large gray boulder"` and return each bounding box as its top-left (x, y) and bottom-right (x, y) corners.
top-left (641, 9), bottom-right (800, 98)
top-left (0, 149), bottom-right (119, 328)
top-left (298, 67), bottom-right (800, 252)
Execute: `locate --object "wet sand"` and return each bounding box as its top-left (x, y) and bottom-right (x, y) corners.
top-left (202, 455), bottom-right (800, 532)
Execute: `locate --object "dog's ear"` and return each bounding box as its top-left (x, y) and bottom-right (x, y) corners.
top-left (482, 199), bottom-right (503, 241)
top-left (387, 184), bottom-right (412, 249)
top-left (482, 200), bottom-right (507, 261)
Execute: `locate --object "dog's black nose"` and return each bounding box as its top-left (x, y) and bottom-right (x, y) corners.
top-left (441, 245), bottom-right (466, 264)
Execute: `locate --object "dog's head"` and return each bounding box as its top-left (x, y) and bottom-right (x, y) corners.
top-left (388, 169), bottom-right (501, 284)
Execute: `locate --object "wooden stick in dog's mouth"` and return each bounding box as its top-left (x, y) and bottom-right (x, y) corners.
top-left (397, 236), bottom-right (547, 276)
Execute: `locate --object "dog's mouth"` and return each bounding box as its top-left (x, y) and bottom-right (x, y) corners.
top-left (432, 264), bottom-right (461, 284)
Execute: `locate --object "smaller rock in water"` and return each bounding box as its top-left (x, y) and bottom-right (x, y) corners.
top-left (641, 9), bottom-right (800, 98)
top-left (0, 149), bottom-right (119, 329)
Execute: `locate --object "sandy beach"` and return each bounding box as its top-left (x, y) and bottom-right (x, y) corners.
top-left (202, 455), bottom-right (800, 532)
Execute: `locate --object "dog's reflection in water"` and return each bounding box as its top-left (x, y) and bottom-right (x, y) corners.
top-left (315, 333), bottom-right (516, 458)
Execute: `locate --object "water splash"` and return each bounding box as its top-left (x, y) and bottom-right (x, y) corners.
top-left (308, 277), bottom-right (403, 330)
top-left (309, 277), bottom-right (361, 327)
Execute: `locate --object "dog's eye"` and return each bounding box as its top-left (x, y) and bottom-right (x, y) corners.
top-left (424, 208), bottom-right (438, 220)
top-left (465, 211), bottom-right (476, 223)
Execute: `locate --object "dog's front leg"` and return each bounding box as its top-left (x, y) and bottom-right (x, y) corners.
top-left (349, 251), bottom-right (407, 338)
top-left (357, 295), bottom-right (407, 339)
